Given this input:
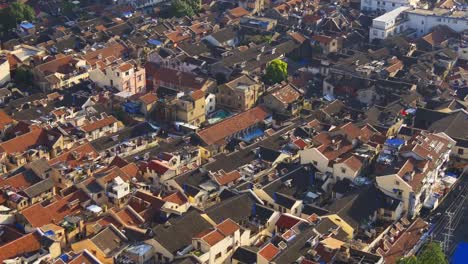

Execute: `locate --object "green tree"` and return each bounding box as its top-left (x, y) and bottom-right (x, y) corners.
top-left (264, 59), bottom-right (288, 84)
top-left (396, 242), bottom-right (448, 264)
top-left (0, 2), bottom-right (35, 31)
top-left (397, 256), bottom-right (419, 264)
top-left (14, 66), bottom-right (34, 89)
top-left (418, 242), bottom-right (448, 264)
top-left (171, 0), bottom-right (195, 17)
top-left (61, 1), bottom-right (75, 17)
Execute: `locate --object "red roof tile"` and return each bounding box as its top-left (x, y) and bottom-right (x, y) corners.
top-left (197, 106), bottom-right (269, 145)
top-left (139, 93), bottom-right (157, 105)
top-left (201, 230), bottom-right (225, 246)
top-left (163, 192), bottom-right (187, 205)
top-left (216, 218), bottom-right (240, 236)
top-left (259, 243), bottom-right (280, 261)
top-left (21, 190), bottom-right (89, 228)
top-left (0, 231), bottom-right (42, 262)
top-left (214, 170), bottom-right (242, 185)
top-left (0, 111), bottom-right (13, 131)
top-left (80, 115), bottom-right (118, 133)
top-left (276, 214), bottom-right (301, 229)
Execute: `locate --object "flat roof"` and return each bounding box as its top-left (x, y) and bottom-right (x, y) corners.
top-left (374, 6), bottom-right (410, 23)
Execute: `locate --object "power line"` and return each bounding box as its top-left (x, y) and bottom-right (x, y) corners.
top-left (442, 211), bottom-right (454, 254)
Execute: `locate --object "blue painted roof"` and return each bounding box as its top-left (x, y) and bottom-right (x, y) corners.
top-left (148, 39), bottom-right (162, 46)
top-left (20, 22), bottom-right (34, 29)
top-left (452, 243), bottom-right (468, 264)
top-left (385, 138), bottom-right (405, 147)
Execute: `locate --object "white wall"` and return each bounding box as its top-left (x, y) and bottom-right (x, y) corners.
top-left (299, 148), bottom-right (330, 173)
top-left (205, 93), bottom-right (216, 115)
top-left (406, 11), bottom-right (468, 37)
top-left (0, 60), bottom-right (11, 86)
top-left (361, 0), bottom-right (417, 12)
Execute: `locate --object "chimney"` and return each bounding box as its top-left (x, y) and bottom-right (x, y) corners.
top-left (256, 54), bottom-right (261, 61)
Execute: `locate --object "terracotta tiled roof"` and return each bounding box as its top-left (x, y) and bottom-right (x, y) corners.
top-left (80, 115), bottom-right (118, 133)
top-left (380, 218), bottom-right (428, 264)
top-left (165, 30), bottom-right (191, 43)
top-left (201, 230), bottom-right (225, 246)
top-left (120, 163), bottom-right (140, 179)
top-left (339, 122), bottom-right (361, 140)
top-left (216, 218), bottom-right (240, 236)
top-left (190, 90), bottom-right (205, 100)
top-left (0, 171), bottom-right (40, 190)
top-left (83, 42), bottom-right (128, 66)
top-left (139, 93), bottom-right (157, 105)
top-left (227, 6), bottom-right (249, 18)
top-left (96, 215), bottom-right (123, 229)
top-left (311, 35), bottom-right (333, 45)
top-left (68, 251), bottom-right (100, 264)
top-left (259, 243), bottom-right (280, 261)
top-left (163, 192), bottom-right (187, 205)
top-left (146, 63), bottom-right (211, 91)
top-left (271, 84), bottom-right (301, 105)
top-left (213, 170), bottom-right (242, 185)
top-left (293, 138), bottom-right (308, 149)
top-left (197, 106), bottom-right (269, 145)
top-left (0, 231), bottom-right (42, 262)
top-left (115, 206), bottom-right (144, 226)
top-left (385, 58), bottom-right (403, 73)
top-left (35, 55), bottom-right (76, 75)
top-left (21, 190), bottom-right (89, 228)
top-left (276, 214), bottom-right (301, 229)
top-left (341, 155), bottom-right (363, 172)
top-left (48, 143), bottom-right (99, 167)
top-left (146, 160), bottom-right (171, 175)
top-left (0, 127), bottom-right (57, 155)
top-left (118, 62), bottom-right (133, 72)
top-left (289, 32), bottom-right (306, 44)
top-left (0, 111), bottom-right (13, 131)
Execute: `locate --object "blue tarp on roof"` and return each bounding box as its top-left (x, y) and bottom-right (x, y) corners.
top-left (122, 11), bottom-right (132, 18)
top-left (123, 102), bottom-right (141, 114)
top-left (451, 243), bottom-right (468, 264)
top-left (385, 138), bottom-right (405, 147)
top-left (59, 254), bottom-right (70, 262)
top-left (446, 172), bottom-right (458, 178)
top-left (20, 22), bottom-right (34, 29)
top-left (148, 39), bottom-right (162, 46)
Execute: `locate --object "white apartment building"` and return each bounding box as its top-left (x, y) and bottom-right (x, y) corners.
top-left (370, 7), bottom-right (468, 42)
top-left (361, 0), bottom-right (418, 13)
top-left (369, 7), bottom-right (410, 42)
top-left (405, 8), bottom-right (468, 37)
top-left (0, 57), bottom-right (10, 86)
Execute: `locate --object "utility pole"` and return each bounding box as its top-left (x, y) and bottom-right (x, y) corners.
top-left (442, 211), bottom-right (454, 254)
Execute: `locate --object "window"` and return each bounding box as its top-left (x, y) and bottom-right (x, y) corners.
top-left (116, 72), bottom-right (120, 77)
top-left (395, 180), bottom-right (400, 185)
top-left (421, 20), bottom-right (424, 25)
top-left (341, 168), bottom-right (346, 174)
top-left (458, 148), bottom-right (464, 155)
top-left (137, 75), bottom-right (142, 81)
top-left (215, 252), bottom-right (222, 259)
top-left (392, 3), bottom-right (395, 6)
top-left (312, 161), bottom-right (318, 166)
top-left (97, 193), bottom-right (102, 198)
top-left (125, 71), bottom-right (130, 76)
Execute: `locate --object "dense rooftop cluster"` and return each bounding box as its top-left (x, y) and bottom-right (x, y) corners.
top-left (0, 0), bottom-right (466, 263)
